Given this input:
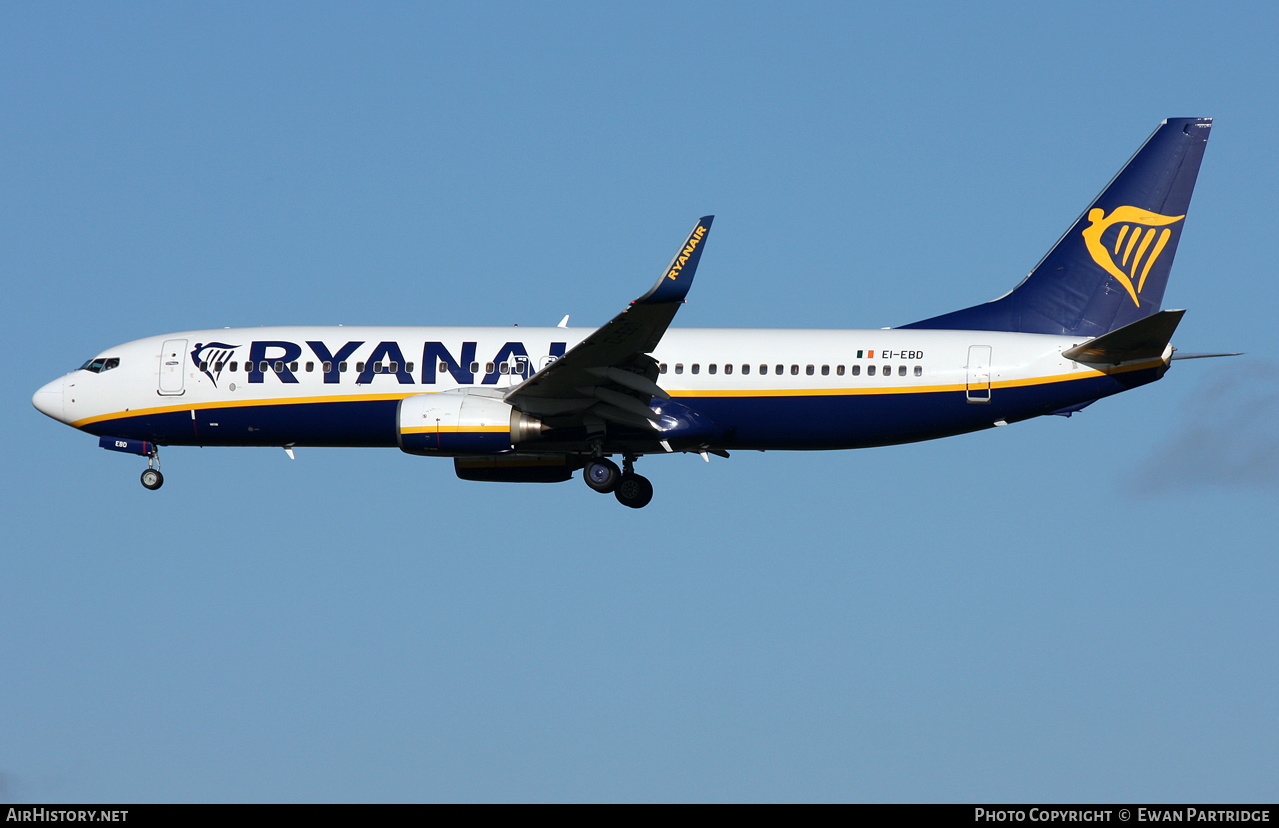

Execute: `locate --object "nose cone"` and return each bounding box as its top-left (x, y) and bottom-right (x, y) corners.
top-left (33, 376), bottom-right (67, 423)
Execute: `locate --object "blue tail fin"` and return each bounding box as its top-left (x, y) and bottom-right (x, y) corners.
top-left (901, 118), bottom-right (1212, 337)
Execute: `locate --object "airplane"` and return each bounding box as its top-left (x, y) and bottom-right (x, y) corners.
top-left (33, 117), bottom-right (1222, 508)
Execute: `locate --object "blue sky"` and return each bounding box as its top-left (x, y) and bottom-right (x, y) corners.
top-left (3, 2), bottom-right (1277, 802)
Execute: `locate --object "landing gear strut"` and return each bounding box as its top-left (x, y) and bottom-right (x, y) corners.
top-left (140, 446), bottom-right (163, 490)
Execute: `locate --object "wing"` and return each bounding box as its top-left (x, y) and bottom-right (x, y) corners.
top-left (505, 216), bottom-right (714, 429)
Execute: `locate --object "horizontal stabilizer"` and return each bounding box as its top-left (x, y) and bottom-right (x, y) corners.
top-left (1062, 309), bottom-right (1184, 365)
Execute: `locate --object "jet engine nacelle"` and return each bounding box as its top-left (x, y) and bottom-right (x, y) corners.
top-left (398, 392), bottom-right (545, 456)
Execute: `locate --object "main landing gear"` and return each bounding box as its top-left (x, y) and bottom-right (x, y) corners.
top-left (583, 454), bottom-right (653, 509)
top-left (140, 446), bottom-right (163, 490)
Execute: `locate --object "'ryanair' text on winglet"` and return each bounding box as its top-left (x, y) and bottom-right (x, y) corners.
top-left (635, 216), bottom-right (714, 305)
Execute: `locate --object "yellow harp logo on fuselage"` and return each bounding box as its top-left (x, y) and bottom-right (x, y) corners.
top-left (1081, 206), bottom-right (1184, 306)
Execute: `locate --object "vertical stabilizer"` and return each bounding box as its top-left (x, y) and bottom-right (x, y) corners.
top-left (902, 118), bottom-right (1212, 337)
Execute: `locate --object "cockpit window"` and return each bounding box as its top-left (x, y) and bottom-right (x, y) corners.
top-left (79, 357), bottom-right (120, 373)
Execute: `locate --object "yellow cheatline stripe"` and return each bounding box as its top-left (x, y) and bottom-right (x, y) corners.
top-left (401, 426), bottom-right (508, 435)
top-left (997, 358), bottom-right (1162, 387)
top-left (71, 391), bottom-right (419, 429)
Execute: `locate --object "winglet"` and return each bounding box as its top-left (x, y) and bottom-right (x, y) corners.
top-left (635, 216), bottom-right (714, 305)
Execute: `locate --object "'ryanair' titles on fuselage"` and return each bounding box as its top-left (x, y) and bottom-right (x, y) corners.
top-left (194, 340), bottom-right (569, 387)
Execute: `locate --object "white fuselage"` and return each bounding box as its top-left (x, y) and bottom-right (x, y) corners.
top-left (34, 325), bottom-right (1170, 452)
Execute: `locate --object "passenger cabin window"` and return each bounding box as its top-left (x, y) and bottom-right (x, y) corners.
top-left (469, 362), bottom-right (480, 373)
top-left (708, 364), bottom-right (716, 375)
top-left (898, 365), bottom-right (907, 376)
top-left (805, 365), bottom-right (814, 376)
top-left (914, 365), bottom-right (922, 377)
top-left (836, 365), bottom-right (845, 376)
top-left (724, 364), bottom-right (733, 375)
top-left (322, 361), bottom-right (332, 373)
top-left (230, 361), bottom-right (238, 372)
top-left (339, 362), bottom-right (348, 372)
top-left (867, 365), bottom-right (876, 376)
top-left (742, 364), bottom-right (750, 375)
top-left (775, 365), bottom-right (784, 375)
top-left (821, 365), bottom-right (830, 376)
top-left (675, 363), bottom-right (684, 374)
top-left (790, 365), bottom-right (799, 375)
top-left (659, 363), bottom-right (668, 374)
top-left (306, 361), bottom-right (315, 372)
top-left (691, 364), bottom-right (700, 375)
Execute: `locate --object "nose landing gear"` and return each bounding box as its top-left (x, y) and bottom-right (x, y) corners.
top-left (140, 446), bottom-right (163, 490)
top-left (582, 453), bottom-right (652, 508)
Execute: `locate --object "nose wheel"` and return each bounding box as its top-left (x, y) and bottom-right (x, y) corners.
top-left (140, 446), bottom-right (163, 490)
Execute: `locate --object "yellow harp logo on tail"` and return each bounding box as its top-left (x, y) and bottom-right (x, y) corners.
top-left (1081, 206), bottom-right (1184, 306)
